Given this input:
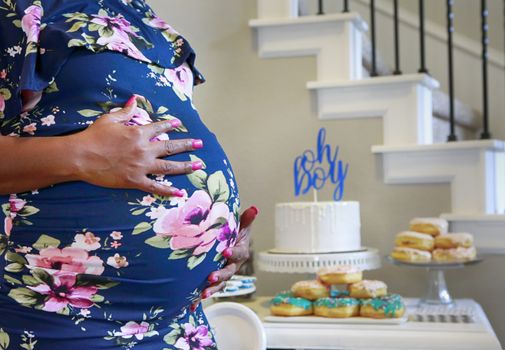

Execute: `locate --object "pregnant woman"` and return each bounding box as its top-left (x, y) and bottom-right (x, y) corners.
top-left (0, 0), bottom-right (257, 349)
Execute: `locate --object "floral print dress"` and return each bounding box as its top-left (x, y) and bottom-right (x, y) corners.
top-left (0, 1), bottom-right (240, 349)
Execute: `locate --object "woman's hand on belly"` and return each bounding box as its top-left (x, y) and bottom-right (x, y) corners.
top-left (71, 95), bottom-right (204, 197)
top-left (191, 206), bottom-right (259, 309)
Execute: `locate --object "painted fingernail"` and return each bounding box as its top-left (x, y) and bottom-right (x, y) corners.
top-left (191, 161), bottom-right (203, 171)
top-left (192, 139), bottom-right (203, 149)
top-left (202, 291), bottom-right (211, 299)
top-left (173, 189), bottom-right (185, 197)
top-left (223, 248), bottom-right (232, 258)
top-left (251, 206), bottom-right (259, 215)
top-left (125, 95), bottom-right (136, 107)
top-left (190, 303), bottom-right (197, 312)
top-left (208, 274), bottom-right (218, 283)
top-left (169, 119), bottom-right (181, 128)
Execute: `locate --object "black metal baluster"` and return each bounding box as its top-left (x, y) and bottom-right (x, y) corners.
top-left (370, 0), bottom-right (378, 76)
top-left (447, 0), bottom-right (457, 141)
top-left (317, 0), bottom-right (324, 15)
top-left (481, 0), bottom-right (491, 139)
top-left (343, 0), bottom-right (349, 13)
top-left (418, 0), bottom-right (429, 74)
top-left (393, 0), bottom-right (402, 75)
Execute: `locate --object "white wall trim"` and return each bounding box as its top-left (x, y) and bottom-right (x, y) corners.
top-left (354, 0), bottom-right (505, 70)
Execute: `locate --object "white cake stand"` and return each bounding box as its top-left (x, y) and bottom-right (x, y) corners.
top-left (257, 247), bottom-right (382, 274)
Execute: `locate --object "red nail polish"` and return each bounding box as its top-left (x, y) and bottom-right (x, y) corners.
top-left (125, 95), bottom-right (136, 107)
top-left (192, 139), bottom-right (203, 149)
top-left (191, 161), bottom-right (203, 171)
top-left (202, 291), bottom-right (211, 299)
top-left (223, 248), bottom-right (232, 258)
top-left (251, 206), bottom-right (259, 215)
top-left (169, 119), bottom-right (181, 128)
top-left (190, 304), bottom-right (196, 312)
top-left (208, 274), bottom-right (218, 283)
top-left (173, 189), bottom-right (185, 197)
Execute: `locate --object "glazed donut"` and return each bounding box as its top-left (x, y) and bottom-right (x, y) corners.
top-left (435, 233), bottom-right (474, 249)
top-left (313, 297), bottom-right (360, 318)
top-left (270, 291), bottom-right (313, 316)
top-left (391, 247), bottom-right (431, 263)
top-left (348, 280), bottom-right (387, 299)
top-left (317, 265), bottom-right (363, 285)
top-left (360, 294), bottom-right (405, 319)
top-left (291, 280), bottom-right (329, 301)
top-left (432, 247), bottom-right (476, 262)
top-left (395, 231), bottom-right (434, 251)
top-left (409, 217), bottom-right (448, 237)
top-left (330, 287), bottom-right (350, 298)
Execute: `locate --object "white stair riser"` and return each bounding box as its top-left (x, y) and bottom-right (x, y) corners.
top-left (251, 16), bottom-right (365, 81)
top-left (309, 75), bottom-right (436, 145)
top-left (376, 147), bottom-right (505, 215)
top-left (257, 0), bottom-right (299, 19)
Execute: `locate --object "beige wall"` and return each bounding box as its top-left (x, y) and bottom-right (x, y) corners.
top-left (152, 0), bottom-right (505, 346)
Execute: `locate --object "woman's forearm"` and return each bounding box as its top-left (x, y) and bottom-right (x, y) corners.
top-left (0, 134), bottom-right (81, 194)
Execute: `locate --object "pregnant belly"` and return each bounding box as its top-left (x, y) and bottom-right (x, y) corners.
top-left (1, 50), bottom-right (240, 323)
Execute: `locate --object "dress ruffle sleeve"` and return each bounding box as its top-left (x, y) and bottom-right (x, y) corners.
top-left (0, 0), bottom-right (204, 135)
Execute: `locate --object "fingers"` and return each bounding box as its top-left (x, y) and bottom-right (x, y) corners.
top-left (223, 242), bottom-right (250, 263)
top-left (136, 177), bottom-right (185, 197)
top-left (208, 262), bottom-right (239, 285)
top-left (149, 159), bottom-right (202, 176)
top-left (142, 118), bottom-right (182, 139)
top-left (240, 206), bottom-right (259, 229)
top-left (154, 138), bottom-right (203, 158)
top-left (202, 281), bottom-right (226, 299)
top-left (104, 95), bottom-right (138, 123)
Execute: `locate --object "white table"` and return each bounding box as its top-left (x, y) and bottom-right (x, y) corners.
top-left (228, 296), bottom-right (503, 350)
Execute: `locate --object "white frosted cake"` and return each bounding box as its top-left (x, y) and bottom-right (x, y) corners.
top-left (274, 201), bottom-right (361, 253)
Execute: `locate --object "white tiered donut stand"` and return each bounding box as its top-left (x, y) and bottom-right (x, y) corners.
top-left (257, 247), bottom-right (382, 274)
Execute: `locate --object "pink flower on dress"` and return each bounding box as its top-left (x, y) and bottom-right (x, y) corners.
top-left (140, 195), bottom-right (156, 206)
top-left (14, 246), bottom-right (32, 254)
top-left (107, 253), bottom-right (129, 269)
top-left (215, 212), bottom-right (239, 254)
top-left (27, 272), bottom-right (97, 312)
top-left (90, 14), bottom-right (150, 63)
top-left (147, 14), bottom-right (178, 34)
top-left (40, 115), bottom-right (55, 126)
top-left (21, 5), bottom-right (42, 43)
top-left (22, 123), bottom-right (36, 135)
top-left (174, 323), bottom-right (214, 350)
top-left (153, 190), bottom-right (229, 256)
top-left (110, 105), bottom-right (169, 141)
top-left (164, 65), bottom-right (193, 99)
top-left (25, 247), bottom-right (105, 275)
top-left (0, 95), bottom-right (5, 114)
top-left (4, 194), bottom-right (27, 236)
top-left (0, 70), bottom-right (6, 79)
top-left (114, 321), bottom-right (158, 340)
top-left (110, 241), bottom-right (121, 249)
top-left (110, 231), bottom-right (123, 240)
top-left (71, 232), bottom-right (101, 251)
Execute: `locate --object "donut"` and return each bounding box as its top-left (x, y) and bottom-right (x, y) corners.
top-left (391, 247), bottom-right (431, 263)
top-left (348, 280), bottom-right (387, 299)
top-left (395, 231), bottom-right (434, 251)
top-left (432, 247), bottom-right (476, 262)
top-left (270, 291), bottom-right (313, 316)
top-left (291, 280), bottom-right (329, 301)
top-left (360, 294), bottom-right (405, 319)
top-left (409, 217), bottom-right (448, 236)
top-left (330, 287), bottom-right (350, 298)
top-left (313, 297), bottom-right (360, 318)
top-left (434, 233), bottom-right (474, 249)
top-left (317, 265), bottom-right (363, 285)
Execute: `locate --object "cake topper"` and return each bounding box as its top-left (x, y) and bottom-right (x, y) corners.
top-left (293, 128), bottom-right (349, 201)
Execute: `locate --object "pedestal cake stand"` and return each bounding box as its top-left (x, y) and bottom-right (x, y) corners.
top-left (386, 256), bottom-right (483, 306)
top-left (257, 247), bottom-right (382, 274)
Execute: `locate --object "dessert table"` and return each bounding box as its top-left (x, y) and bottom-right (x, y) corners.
top-left (224, 296), bottom-right (502, 350)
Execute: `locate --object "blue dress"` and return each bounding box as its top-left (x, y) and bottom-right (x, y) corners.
top-left (0, 1), bottom-right (240, 349)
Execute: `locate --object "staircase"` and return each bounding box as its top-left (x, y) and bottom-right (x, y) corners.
top-left (249, 0), bottom-right (505, 253)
